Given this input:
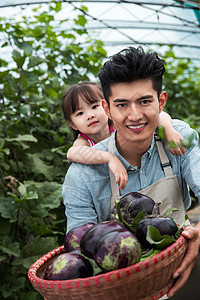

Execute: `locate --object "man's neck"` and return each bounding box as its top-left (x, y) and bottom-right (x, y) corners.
top-left (116, 135), bottom-right (153, 167)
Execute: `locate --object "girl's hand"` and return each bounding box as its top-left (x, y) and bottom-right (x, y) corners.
top-left (166, 129), bottom-right (186, 156)
top-left (108, 154), bottom-right (128, 190)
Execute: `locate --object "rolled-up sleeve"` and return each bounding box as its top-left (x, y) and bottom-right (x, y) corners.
top-left (180, 125), bottom-right (200, 204)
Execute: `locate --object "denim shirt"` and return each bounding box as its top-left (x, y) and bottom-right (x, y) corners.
top-left (62, 120), bottom-right (200, 232)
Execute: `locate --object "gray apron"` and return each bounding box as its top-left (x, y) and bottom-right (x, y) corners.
top-left (108, 134), bottom-right (187, 225)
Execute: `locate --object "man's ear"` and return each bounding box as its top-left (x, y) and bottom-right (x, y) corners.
top-left (102, 99), bottom-right (112, 120)
top-left (67, 120), bottom-right (78, 131)
top-left (159, 91), bottom-right (167, 113)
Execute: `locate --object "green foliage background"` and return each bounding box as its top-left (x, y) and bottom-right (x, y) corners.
top-left (0, 2), bottom-right (199, 299)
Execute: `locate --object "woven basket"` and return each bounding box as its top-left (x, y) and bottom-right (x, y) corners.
top-left (28, 235), bottom-right (187, 300)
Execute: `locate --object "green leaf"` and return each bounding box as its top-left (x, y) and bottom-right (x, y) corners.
top-left (0, 197), bottom-right (18, 219)
top-left (0, 147), bottom-right (10, 155)
top-left (146, 225), bottom-right (176, 250)
top-left (46, 86), bottom-right (58, 99)
top-left (156, 126), bottom-right (165, 140)
top-left (74, 15), bottom-right (87, 26)
top-left (168, 140), bottom-right (177, 148)
top-left (86, 257), bottom-right (103, 276)
top-left (175, 215), bottom-right (188, 239)
top-left (34, 181), bottom-right (62, 209)
top-left (18, 182), bottom-right (38, 200)
top-left (0, 218), bottom-right (11, 235)
top-left (0, 236), bottom-right (20, 257)
top-left (0, 138), bottom-right (5, 148)
top-left (25, 153), bottom-right (54, 180)
top-left (12, 50), bottom-right (25, 68)
top-left (0, 254), bottom-right (7, 262)
top-left (51, 145), bottom-right (69, 156)
top-left (7, 192), bottom-right (24, 204)
top-left (5, 134), bottom-right (38, 144)
top-left (1, 277), bottom-right (25, 297)
top-left (20, 41), bottom-right (33, 55)
top-left (22, 236), bottom-right (58, 260)
top-left (162, 207), bottom-right (179, 217)
top-left (130, 210), bottom-right (148, 233)
top-left (140, 249), bottom-right (162, 261)
top-left (28, 56), bottom-right (44, 68)
top-left (19, 181), bottom-right (62, 218)
top-left (21, 71), bottom-right (39, 87)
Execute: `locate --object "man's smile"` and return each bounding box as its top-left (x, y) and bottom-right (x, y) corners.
top-left (126, 123), bottom-right (147, 131)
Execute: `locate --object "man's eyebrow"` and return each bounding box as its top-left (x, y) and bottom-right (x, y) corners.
top-left (113, 95), bottom-right (153, 102)
top-left (113, 99), bottom-right (128, 103)
top-left (139, 95), bottom-right (153, 100)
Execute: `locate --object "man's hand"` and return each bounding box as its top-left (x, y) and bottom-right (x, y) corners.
top-left (167, 226), bottom-right (200, 298)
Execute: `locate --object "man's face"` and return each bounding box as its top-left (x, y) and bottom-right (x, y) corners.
top-left (102, 79), bottom-right (167, 151)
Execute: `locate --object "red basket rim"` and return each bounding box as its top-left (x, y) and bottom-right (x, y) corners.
top-left (28, 235), bottom-right (186, 290)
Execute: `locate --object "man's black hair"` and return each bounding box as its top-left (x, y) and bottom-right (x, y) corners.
top-left (98, 46), bottom-right (165, 103)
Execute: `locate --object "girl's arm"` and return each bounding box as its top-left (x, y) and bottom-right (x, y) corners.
top-left (159, 111), bottom-right (185, 156)
top-left (67, 137), bottom-right (128, 190)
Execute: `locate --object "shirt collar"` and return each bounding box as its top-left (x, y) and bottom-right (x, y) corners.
top-left (112, 131), bottom-right (155, 168)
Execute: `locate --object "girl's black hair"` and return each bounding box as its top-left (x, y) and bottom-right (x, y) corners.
top-left (62, 81), bottom-right (107, 140)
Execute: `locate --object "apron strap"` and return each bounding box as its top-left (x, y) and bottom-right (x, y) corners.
top-left (154, 134), bottom-right (173, 177)
top-left (108, 135), bottom-right (120, 197)
top-left (108, 133), bottom-right (174, 198)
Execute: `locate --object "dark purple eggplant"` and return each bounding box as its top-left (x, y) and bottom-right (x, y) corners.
top-left (136, 216), bottom-right (178, 247)
top-left (44, 252), bottom-right (93, 280)
top-left (80, 220), bottom-right (127, 259)
top-left (107, 192), bottom-right (155, 224)
top-left (94, 229), bottom-right (141, 271)
top-left (64, 223), bottom-right (94, 252)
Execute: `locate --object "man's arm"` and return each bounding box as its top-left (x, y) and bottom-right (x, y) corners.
top-left (62, 165), bottom-right (98, 233)
top-left (168, 122), bottom-right (200, 297)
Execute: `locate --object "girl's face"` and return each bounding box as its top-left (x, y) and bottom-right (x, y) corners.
top-left (68, 97), bottom-right (109, 138)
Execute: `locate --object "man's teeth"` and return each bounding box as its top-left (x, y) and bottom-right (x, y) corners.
top-left (128, 124), bottom-right (144, 129)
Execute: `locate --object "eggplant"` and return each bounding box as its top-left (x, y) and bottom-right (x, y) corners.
top-left (136, 216), bottom-right (178, 247)
top-left (107, 192), bottom-right (155, 224)
top-left (64, 223), bottom-right (94, 252)
top-left (80, 220), bottom-right (127, 259)
top-left (44, 252), bottom-right (93, 280)
top-left (94, 229), bottom-right (141, 271)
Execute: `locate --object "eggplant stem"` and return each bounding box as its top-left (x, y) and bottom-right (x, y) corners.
top-left (153, 202), bottom-right (162, 216)
top-left (115, 200), bottom-right (134, 233)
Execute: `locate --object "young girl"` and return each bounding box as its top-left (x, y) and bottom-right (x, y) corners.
top-left (62, 81), bottom-right (185, 190)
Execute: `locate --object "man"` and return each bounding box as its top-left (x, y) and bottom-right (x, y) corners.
top-left (62, 46), bottom-right (200, 298)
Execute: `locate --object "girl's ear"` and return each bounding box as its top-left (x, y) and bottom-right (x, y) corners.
top-left (67, 120), bottom-right (78, 131)
top-left (159, 91), bottom-right (167, 113)
top-left (102, 99), bottom-right (112, 120)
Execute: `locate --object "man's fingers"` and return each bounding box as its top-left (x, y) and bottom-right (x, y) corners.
top-left (168, 264), bottom-right (194, 297)
top-left (168, 227), bottom-right (200, 297)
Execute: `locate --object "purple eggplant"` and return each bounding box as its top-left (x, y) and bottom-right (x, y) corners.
top-left (107, 192), bottom-right (155, 224)
top-left (64, 223), bottom-right (94, 252)
top-left (136, 216), bottom-right (178, 247)
top-left (80, 220), bottom-right (127, 259)
top-left (94, 229), bottom-right (141, 271)
top-left (44, 252), bottom-right (93, 280)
